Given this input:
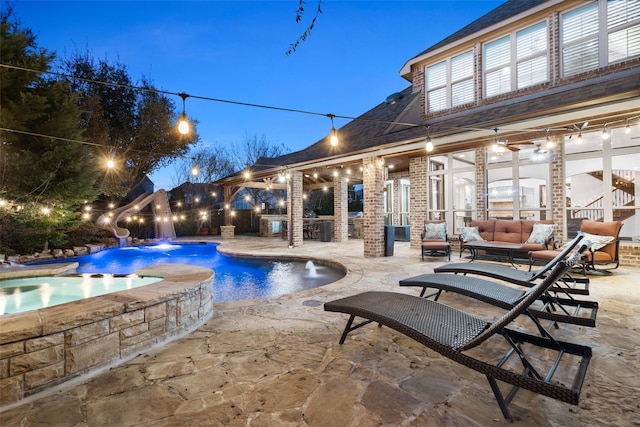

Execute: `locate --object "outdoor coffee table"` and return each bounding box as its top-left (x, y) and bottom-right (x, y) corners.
top-left (464, 242), bottom-right (524, 267)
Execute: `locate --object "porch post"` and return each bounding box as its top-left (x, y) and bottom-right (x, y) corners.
top-left (287, 170), bottom-right (304, 247)
top-left (409, 156), bottom-right (428, 249)
top-left (550, 142), bottom-right (566, 241)
top-left (334, 175), bottom-right (349, 242)
top-left (223, 185), bottom-right (233, 225)
top-left (476, 148), bottom-right (487, 220)
top-left (363, 157), bottom-right (387, 257)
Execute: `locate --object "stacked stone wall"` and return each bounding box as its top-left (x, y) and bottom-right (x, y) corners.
top-left (0, 265), bottom-right (213, 407)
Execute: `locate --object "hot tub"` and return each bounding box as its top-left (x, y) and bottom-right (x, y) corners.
top-left (0, 263), bottom-right (214, 408)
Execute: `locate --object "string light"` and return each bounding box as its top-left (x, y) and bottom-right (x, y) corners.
top-left (177, 93), bottom-right (190, 135)
top-left (328, 114), bottom-right (339, 147)
top-left (425, 125), bottom-right (433, 152)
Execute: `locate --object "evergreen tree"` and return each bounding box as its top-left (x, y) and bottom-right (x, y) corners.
top-left (0, 11), bottom-right (100, 253)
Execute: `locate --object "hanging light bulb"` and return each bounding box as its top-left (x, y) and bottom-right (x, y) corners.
top-left (601, 127), bottom-right (610, 140)
top-left (545, 129), bottom-right (554, 149)
top-left (425, 137), bottom-right (433, 152)
top-left (328, 114), bottom-right (339, 147)
top-left (625, 120), bottom-right (631, 134)
top-left (576, 132), bottom-right (583, 143)
top-left (424, 125), bottom-right (433, 152)
top-left (177, 93), bottom-right (190, 135)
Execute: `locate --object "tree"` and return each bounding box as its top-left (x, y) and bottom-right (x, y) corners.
top-left (228, 133), bottom-right (290, 217)
top-left (0, 11), bottom-right (100, 253)
top-left (60, 52), bottom-right (198, 197)
top-left (286, 0), bottom-right (324, 56)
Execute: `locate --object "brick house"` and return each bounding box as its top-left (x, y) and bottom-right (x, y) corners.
top-left (215, 0), bottom-right (639, 262)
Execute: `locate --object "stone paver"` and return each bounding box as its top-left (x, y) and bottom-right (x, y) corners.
top-left (1, 236), bottom-right (638, 426)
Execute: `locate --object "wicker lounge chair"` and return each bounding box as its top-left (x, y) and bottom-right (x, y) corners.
top-left (399, 244), bottom-right (597, 327)
top-left (324, 255), bottom-right (592, 421)
top-left (434, 233), bottom-right (589, 295)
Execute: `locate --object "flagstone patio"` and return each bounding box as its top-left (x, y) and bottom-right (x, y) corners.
top-left (1, 236), bottom-right (638, 426)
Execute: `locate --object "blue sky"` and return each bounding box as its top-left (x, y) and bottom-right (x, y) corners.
top-left (10, 0), bottom-right (503, 189)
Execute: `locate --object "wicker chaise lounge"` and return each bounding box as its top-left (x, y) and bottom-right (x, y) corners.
top-left (434, 233), bottom-right (589, 295)
top-left (324, 255), bottom-right (591, 421)
top-left (400, 242), bottom-right (597, 327)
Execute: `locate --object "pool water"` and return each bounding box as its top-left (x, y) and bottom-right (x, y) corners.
top-left (30, 243), bottom-right (344, 303)
top-left (0, 275), bottom-right (162, 315)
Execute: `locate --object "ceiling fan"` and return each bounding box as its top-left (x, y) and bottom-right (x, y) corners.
top-left (533, 142), bottom-right (548, 154)
top-left (491, 128), bottom-right (533, 154)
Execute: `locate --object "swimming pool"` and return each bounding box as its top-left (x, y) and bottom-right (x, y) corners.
top-left (32, 243), bottom-right (345, 302)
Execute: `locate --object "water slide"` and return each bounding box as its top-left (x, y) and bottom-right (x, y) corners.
top-left (96, 189), bottom-right (176, 240)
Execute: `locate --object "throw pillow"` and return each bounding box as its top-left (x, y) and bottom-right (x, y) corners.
top-left (526, 223), bottom-right (555, 245)
top-left (582, 232), bottom-right (615, 251)
top-left (460, 226), bottom-right (483, 242)
top-left (424, 222), bottom-right (447, 240)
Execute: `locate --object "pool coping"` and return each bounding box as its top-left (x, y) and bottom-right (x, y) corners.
top-left (0, 263), bottom-right (215, 407)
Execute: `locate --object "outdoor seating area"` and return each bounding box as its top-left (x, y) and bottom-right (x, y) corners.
top-left (459, 219), bottom-right (555, 259)
top-left (1, 237), bottom-right (638, 426)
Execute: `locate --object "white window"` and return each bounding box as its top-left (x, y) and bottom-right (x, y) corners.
top-left (561, 1), bottom-right (639, 76)
top-left (451, 51), bottom-right (474, 106)
top-left (608, 0), bottom-right (640, 63)
top-left (426, 61), bottom-right (447, 112)
top-left (484, 22), bottom-right (548, 97)
top-left (484, 36), bottom-right (511, 97)
top-left (562, 2), bottom-right (599, 76)
top-left (425, 50), bottom-right (474, 113)
top-left (516, 22), bottom-right (548, 88)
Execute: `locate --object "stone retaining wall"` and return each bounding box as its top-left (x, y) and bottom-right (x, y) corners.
top-left (0, 264), bottom-right (214, 408)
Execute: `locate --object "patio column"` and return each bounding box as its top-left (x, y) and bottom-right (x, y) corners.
top-left (223, 185), bottom-right (233, 225)
top-left (334, 175), bottom-right (348, 242)
top-left (409, 156), bottom-right (428, 249)
top-left (363, 156), bottom-right (387, 257)
top-left (475, 149), bottom-right (487, 220)
top-left (287, 170), bottom-right (304, 247)
top-left (550, 142), bottom-right (566, 241)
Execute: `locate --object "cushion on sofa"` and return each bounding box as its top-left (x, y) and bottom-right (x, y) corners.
top-left (526, 223), bottom-right (555, 244)
top-left (580, 220), bottom-right (622, 259)
top-left (582, 232), bottom-right (614, 251)
top-left (460, 226), bottom-right (483, 242)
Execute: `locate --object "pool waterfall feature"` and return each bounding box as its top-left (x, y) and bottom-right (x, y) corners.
top-left (0, 263), bottom-right (214, 408)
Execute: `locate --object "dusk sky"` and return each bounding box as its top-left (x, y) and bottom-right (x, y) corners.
top-left (10, 0), bottom-right (503, 189)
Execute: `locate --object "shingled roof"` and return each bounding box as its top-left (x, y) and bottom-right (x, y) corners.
top-left (408, 0), bottom-right (547, 62)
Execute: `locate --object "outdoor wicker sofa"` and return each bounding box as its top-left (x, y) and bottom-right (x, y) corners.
top-left (324, 254), bottom-right (591, 421)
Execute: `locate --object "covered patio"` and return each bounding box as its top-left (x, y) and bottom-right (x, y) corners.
top-left (2, 236), bottom-right (638, 426)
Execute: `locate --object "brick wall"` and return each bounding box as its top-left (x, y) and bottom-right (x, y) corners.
top-left (409, 156), bottom-right (428, 249)
top-left (334, 176), bottom-right (348, 242)
top-left (619, 244), bottom-right (640, 269)
top-left (363, 157), bottom-right (387, 257)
